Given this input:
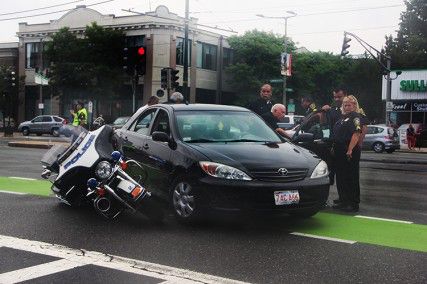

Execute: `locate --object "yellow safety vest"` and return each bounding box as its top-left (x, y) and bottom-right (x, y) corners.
top-left (77, 108), bottom-right (88, 125)
top-left (72, 113), bottom-right (79, 126)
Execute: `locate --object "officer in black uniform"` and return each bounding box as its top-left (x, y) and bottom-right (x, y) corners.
top-left (332, 96), bottom-right (362, 212)
top-left (301, 95), bottom-right (317, 116)
top-left (248, 84), bottom-right (276, 116)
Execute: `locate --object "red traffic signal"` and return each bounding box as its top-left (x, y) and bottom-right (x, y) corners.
top-left (137, 47), bottom-right (145, 56)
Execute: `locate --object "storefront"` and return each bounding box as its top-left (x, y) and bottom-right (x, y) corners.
top-left (382, 69), bottom-right (427, 126)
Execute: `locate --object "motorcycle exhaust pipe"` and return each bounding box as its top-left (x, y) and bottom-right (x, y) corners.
top-left (95, 197), bottom-right (111, 213)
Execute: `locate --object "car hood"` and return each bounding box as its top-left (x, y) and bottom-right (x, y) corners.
top-left (187, 142), bottom-right (319, 171)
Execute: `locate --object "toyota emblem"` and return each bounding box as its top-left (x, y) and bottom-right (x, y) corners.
top-left (277, 168), bottom-right (288, 176)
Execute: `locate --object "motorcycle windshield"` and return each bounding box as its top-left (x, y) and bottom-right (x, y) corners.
top-left (41, 126), bottom-right (89, 169)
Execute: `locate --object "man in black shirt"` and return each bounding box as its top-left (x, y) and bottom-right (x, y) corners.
top-left (301, 95), bottom-right (317, 116)
top-left (248, 84), bottom-right (276, 116)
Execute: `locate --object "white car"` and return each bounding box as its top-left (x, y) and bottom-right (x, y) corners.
top-left (277, 115), bottom-right (304, 130)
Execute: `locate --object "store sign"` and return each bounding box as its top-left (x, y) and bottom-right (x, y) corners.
top-left (392, 102), bottom-right (410, 111)
top-left (412, 102), bottom-right (427, 112)
top-left (400, 80), bottom-right (427, 92)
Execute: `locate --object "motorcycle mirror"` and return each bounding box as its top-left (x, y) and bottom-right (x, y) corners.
top-left (111, 151), bottom-right (122, 161)
top-left (87, 178), bottom-right (99, 189)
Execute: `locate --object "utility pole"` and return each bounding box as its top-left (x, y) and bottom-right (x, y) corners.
top-left (39, 38), bottom-right (44, 115)
top-left (183, 0), bottom-right (189, 103)
top-left (257, 11), bottom-right (297, 107)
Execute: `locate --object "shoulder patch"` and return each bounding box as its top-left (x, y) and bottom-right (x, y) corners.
top-left (353, 117), bottom-right (361, 131)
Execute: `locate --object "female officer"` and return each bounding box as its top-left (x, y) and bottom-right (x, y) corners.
top-left (332, 96), bottom-right (362, 212)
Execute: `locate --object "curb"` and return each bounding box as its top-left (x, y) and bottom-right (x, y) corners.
top-left (7, 141), bottom-right (64, 149)
top-left (360, 158), bottom-right (427, 165)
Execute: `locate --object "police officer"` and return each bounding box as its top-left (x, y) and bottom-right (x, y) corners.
top-left (76, 102), bottom-right (88, 129)
top-left (301, 95), bottom-right (317, 116)
top-left (248, 84), bottom-right (276, 116)
top-left (332, 95), bottom-right (362, 212)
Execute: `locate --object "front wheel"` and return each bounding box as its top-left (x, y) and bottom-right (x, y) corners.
top-left (171, 177), bottom-right (202, 223)
top-left (372, 142), bottom-right (385, 153)
top-left (22, 127), bottom-right (30, 136)
top-left (51, 128), bottom-right (60, 137)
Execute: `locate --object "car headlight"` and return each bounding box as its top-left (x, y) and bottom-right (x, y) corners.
top-left (310, 160), bottom-right (329, 179)
top-left (199, 161), bottom-right (252, 180)
top-left (95, 161), bottom-right (112, 179)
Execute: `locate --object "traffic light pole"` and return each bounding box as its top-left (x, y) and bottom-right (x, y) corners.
top-left (385, 58), bottom-right (392, 125)
top-left (132, 70), bottom-right (138, 113)
top-left (183, 0), bottom-right (189, 103)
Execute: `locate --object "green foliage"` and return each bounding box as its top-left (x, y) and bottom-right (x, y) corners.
top-left (45, 23), bottom-right (126, 100)
top-left (0, 65), bottom-right (19, 125)
top-left (383, 0), bottom-right (427, 68)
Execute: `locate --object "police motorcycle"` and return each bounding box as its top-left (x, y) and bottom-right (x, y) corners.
top-left (40, 125), bottom-right (164, 222)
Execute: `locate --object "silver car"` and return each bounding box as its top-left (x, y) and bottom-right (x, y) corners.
top-left (18, 115), bottom-right (65, 137)
top-left (362, 125), bottom-right (400, 153)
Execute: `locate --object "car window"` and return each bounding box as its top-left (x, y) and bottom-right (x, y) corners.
top-left (150, 109), bottom-right (170, 136)
top-left (283, 117), bottom-right (290, 123)
top-left (42, 116), bottom-right (52, 122)
top-left (53, 117), bottom-right (62, 122)
top-left (32, 116), bottom-right (43, 123)
top-left (130, 109), bottom-right (157, 136)
top-left (367, 127), bottom-right (375, 134)
top-left (376, 127), bottom-right (384, 134)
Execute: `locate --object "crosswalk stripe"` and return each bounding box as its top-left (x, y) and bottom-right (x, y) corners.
top-left (0, 259), bottom-right (85, 284)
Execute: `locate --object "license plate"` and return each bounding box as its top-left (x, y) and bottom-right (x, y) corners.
top-left (274, 190), bottom-right (300, 205)
top-left (117, 180), bottom-right (136, 194)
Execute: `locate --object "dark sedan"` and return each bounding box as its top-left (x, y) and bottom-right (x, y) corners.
top-left (113, 104), bottom-right (329, 222)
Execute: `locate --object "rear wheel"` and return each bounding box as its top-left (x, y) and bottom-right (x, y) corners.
top-left (22, 127), bottom-right (29, 136)
top-left (171, 177), bottom-right (201, 223)
top-left (372, 142), bottom-right (385, 153)
top-left (51, 128), bottom-right (60, 137)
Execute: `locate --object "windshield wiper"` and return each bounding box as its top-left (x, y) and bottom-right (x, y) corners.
top-left (224, 139), bottom-right (277, 143)
top-left (185, 138), bottom-right (217, 143)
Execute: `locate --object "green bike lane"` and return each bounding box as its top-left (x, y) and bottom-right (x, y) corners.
top-left (1, 176), bottom-right (426, 253)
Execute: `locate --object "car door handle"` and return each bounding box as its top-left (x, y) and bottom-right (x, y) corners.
top-left (143, 144), bottom-right (149, 150)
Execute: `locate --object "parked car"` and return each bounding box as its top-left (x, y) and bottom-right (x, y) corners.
top-left (277, 115), bottom-right (305, 130)
top-left (18, 115), bottom-right (66, 136)
top-left (362, 125), bottom-right (400, 153)
top-left (113, 104), bottom-right (330, 222)
top-left (109, 116), bottom-right (130, 130)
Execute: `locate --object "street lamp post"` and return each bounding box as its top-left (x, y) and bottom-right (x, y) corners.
top-left (257, 11), bottom-right (297, 107)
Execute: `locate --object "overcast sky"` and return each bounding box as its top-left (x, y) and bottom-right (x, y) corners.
top-left (0, 0), bottom-right (405, 54)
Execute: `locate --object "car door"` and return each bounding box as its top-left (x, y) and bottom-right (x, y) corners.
top-left (119, 108), bottom-right (158, 165)
top-left (363, 126), bottom-right (376, 148)
top-left (31, 116), bottom-right (43, 133)
top-left (41, 116), bottom-right (53, 134)
top-left (139, 108), bottom-right (174, 198)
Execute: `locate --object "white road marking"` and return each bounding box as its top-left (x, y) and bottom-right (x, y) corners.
top-left (290, 232), bottom-right (357, 244)
top-left (8, 177), bottom-right (36, 181)
top-left (0, 234), bottom-right (248, 284)
top-left (354, 215), bottom-right (413, 224)
top-left (0, 190), bottom-right (26, 195)
top-left (0, 259), bottom-right (86, 284)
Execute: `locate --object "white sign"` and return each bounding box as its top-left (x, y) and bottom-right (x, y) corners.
top-left (38, 103), bottom-right (44, 109)
top-left (386, 101), bottom-right (393, 111)
top-left (34, 73), bottom-right (49, 85)
top-left (382, 70), bottom-right (427, 101)
top-left (88, 101), bottom-right (93, 113)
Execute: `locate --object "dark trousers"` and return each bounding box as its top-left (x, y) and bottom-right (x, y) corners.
top-left (334, 143), bottom-right (361, 206)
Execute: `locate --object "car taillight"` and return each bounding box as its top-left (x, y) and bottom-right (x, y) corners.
top-left (384, 136), bottom-right (392, 140)
top-left (62, 120), bottom-right (67, 124)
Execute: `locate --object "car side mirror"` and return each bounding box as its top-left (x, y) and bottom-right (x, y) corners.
top-left (152, 131), bottom-right (170, 143)
top-left (292, 132), bottom-right (314, 143)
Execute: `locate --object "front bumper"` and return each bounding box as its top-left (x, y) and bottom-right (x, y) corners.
top-left (195, 175), bottom-right (330, 213)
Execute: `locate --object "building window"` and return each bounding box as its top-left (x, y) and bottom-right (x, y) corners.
top-left (196, 42), bottom-right (217, 71)
top-left (223, 48), bottom-right (234, 68)
top-left (125, 36), bottom-right (144, 47)
top-left (26, 42), bottom-right (41, 69)
top-left (176, 37), bottom-right (192, 66)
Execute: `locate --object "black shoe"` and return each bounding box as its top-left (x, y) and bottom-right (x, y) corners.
top-left (340, 204), bottom-right (359, 213)
top-left (333, 199), bottom-right (341, 204)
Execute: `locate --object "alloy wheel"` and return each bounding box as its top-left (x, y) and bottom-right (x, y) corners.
top-left (172, 181), bottom-right (195, 218)
top-left (373, 142), bottom-right (384, 153)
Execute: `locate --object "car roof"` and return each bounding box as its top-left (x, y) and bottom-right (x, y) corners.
top-left (165, 103), bottom-right (250, 112)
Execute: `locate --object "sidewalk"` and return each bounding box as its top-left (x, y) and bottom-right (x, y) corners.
top-left (0, 132), bottom-right (69, 149)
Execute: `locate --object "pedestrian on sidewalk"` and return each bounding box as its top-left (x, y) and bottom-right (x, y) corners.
top-left (407, 124), bottom-right (416, 150)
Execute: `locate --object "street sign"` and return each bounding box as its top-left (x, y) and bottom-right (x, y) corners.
top-left (38, 103), bottom-right (44, 109)
top-left (88, 101), bottom-right (93, 113)
top-left (270, 79), bottom-right (283, 83)
top-left (386, 101), bottom-right (393, 111)
top-left (35, 73), bottom-right (49, 85)
top-left (287, 103), bottom-right (295, 113)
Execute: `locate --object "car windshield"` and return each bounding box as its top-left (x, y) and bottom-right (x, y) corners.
top-left (114, 117), bottom-right (129, 125)
top-left (175, 110), bottom-right (282, 143)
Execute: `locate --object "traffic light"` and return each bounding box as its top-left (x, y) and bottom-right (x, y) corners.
top-left (123, 47), bottom-right (135, 75)
top-left (161, 68), bottom-right (170, 89)
top-left (341, 33), bottom-right (351, 57)
top-left (135, 46), bottom-right (146, 75)
top-left (10, 71), bottom-right (16, 87)
top-left (170, 69), bottom-right (179, 89)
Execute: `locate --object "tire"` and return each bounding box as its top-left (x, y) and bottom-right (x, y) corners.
top-left (51, 128), bottom-right (60, 137)
top-left (170, 177), bottom-right (201, 223)
top-left (22, 127), bottom-right (30, 136)
top-left (372, 142), bottom-right (385, 153)
top-left (386, 149), bottom-right (395, 154)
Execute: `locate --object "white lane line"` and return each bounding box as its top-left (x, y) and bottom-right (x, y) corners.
top-left (354, 215), bottom-right (413, 224)
top-left (0, 259), bottom-right (85, 284)
top-left (0, 190), bottom-right (26, 195)
top-left (290, 232), bottom-right (357, 244)
top-left (0, 234), bottom-right (248, 284)
top-left (8, 177), bottom-right (36, 181)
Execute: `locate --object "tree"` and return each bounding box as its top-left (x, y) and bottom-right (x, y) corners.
top-left (44, 23), bottom-right (126, 103)
top-left (225, 30), bottom-right (296, 105)
top-left (383, 0), bottom-right (427, 68)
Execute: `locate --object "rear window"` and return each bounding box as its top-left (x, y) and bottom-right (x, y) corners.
top-left (42, 116), bottom-right (52, 122)
top-left (53, 117), bottom-right (62, 122)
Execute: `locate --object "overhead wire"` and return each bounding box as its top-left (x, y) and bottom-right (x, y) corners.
top-left (0, 0), bottom-right (84, 17)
